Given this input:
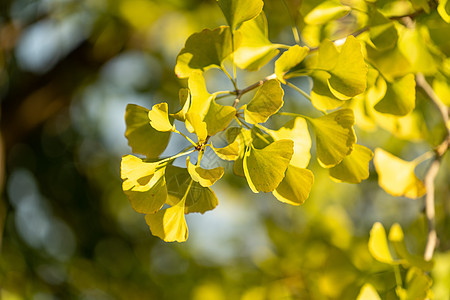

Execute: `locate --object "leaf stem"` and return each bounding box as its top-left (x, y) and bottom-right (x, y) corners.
top-left (158, 149), bottom-right (195, 165)
top-left (285, 81), bottom-right (312, 101)
top-left (221, 65), bottom-right (238, 92)
top-left (173, 129), bottom-right (198, 147)
top-left (411, 151), bottom-right (433, 165)
top-left (281, 0), bottom-right (301, 45)
top-left (393, 265), bottom-right (403, 289)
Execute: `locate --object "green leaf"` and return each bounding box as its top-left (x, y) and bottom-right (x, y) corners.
top-left (186, 157), bottom-right (224, 187)
top-left (121, 155), bottom-right (167, 214)
top-left (329, 144), bottom-right (374, 184)
top-left (311, 71), bottom-right (346, 111)
top-left (369, 9), bottom-right (399, 50)
top-left (175, 26), bottom-right (234, 78)
top-left (368, 222), bottom-right (400, 264)
top-left (267, 117), bottom-right (312, 168)
top-left (327, 36), bottom-right (368, 99)
top-left (165, 166), bottom-right (219, 214)
top-left (304, 0), bottom-right (351, 25)
top-left (316, 39), bottom-right (339, 70)
top-left (186, 112), bottom-right (207, 144)
top-left (203, 99), bottom-right (236, 136)
top-left (243, 140), bottom-right (294, 193)
top-left (388, 223), bottom-right (434, 271)
top-left (148, 102), bottom-right (174, 132)
top-left (366, 44), bottom-right (411, 82)
top-left (374, 148), bottom-right (426, 198)
top-left (275, 45), bottom-right (309, 84)
top-left (234, 13), bottom-right (280, 71)
top-left (145, 197), bottom-right (188, 242)
top-left (211, 139), bottom-right (240, 161)
top-left (356, 284), bottom-right (381, 300)
top-left (403, 268), bottom-right (433, 300)
top-left (124, 104), bottom-right (171, 159)
top-left (273, 166), bottom-right (313, 206)
top-left (244, 79), bottom-right (284, 124)
top-left (410, 0), bottom-right (430, 13)
top-left (217, 0), bottom-right (264, 30)
top-left (307, 109), bottom-right (356, 167)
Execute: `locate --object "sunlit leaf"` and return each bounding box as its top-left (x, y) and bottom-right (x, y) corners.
top-left (275, 45), bottom-right (309, 84)
top-left (244, 79), bottom-right (284, 124)
top-left (366, 44), bottom-right (411, 82)
top-left (433, 76), bottom-right (450, 106)
top-left (356, 283), bottom-right (381, 300)
top-left (172, 88), bottom-right (190, 121)
top-left (388, 223), bottom-right (434, 271)
top-left (121, 155), bottom-right (167, 214)
top-left (374, 148), bottom-right (426, 198)
top-left (234, 13), bottom-right (280, 71)
top-left (329, 144), bottom-right (373, 184)
top-left (368, 222), bottom-right (400, 264)
top-left (165, 166), bottom-right (219, 214)
top-left (304, 1), bottom-right (351, 25)
top-left (124, 104), bottom-right (171, 159)
top-left (211, 139), bottom-right (240, 161)
top-left (175, 26), bottom-right (234, 78)
top-left (203, 99), bottom-right (236, 136)
top-left (188, 72), bottom-right (212, 119)
top-left (438, 0), bottom-right (450, 23)
top-left (311, 71), bottom-right (346, 111)
top-left (267, 118), bottom-right (312, 168)
top-left (148, 102), bottom-right (174, 132)
top-left (186, 112), bottom-right (207, 143)
top-left (217, 0), bottom-right (264, 30)
top-left (316, 39), bottom-right (339, 70)
top-left (369, 9), bottom-right (398, 50)
top-left (306, 109), bottom-right (356, 167)
top-left (186, 157), bottom-right (224, 187)
top-left (410, 0), bottom-right (430, 13)
top-left (273, 166), bottom-right (313, 205)
top-left (403, 267), bottom-right (433, 300)
top-left (243, 140), bottom-right (294, 193)
top-left (145, 197), bottom-right (188, 242)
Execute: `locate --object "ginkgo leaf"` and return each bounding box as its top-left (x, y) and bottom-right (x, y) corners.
top-left (316, 39), bottom-right (339, 70)
top-left (438, 0), bottom-right (450, 23)
top-left (327, 36), bottom-right (367, 99)
top-left (234, 13), bottom-right (280, 71)
top-left (244, 79), bottom-right (284, 124)
top-left (145, 197), bottom-right (188, 242)
top-left (165, 166), bottom-right (219, 214)
top-left (306, 109), bottom-right (356, 167)
top-left (243, 140), bottom-right (294, 193)
top-left (403, 268), bottom-right (433, 300)
top-left (366, 44), bottom-right (411, 82)
top-left (304, 0), bottom-right (351, 25)
top-left (121, 155), bottom-right (167, 214)
top-left (175, 26), bottom-right (234, 78)
top-left (186, 157), bottom-right (224, 187)
top-left (388, 223), bottom-right (434, 271)
top-left (273, 166), bottom-right (313, 205)
top-left (373, 148), bottom-right (426, 198)
top-left (186, 112), bottom-right (207, 143)
top-left (374, 74), bottom-right (416, 116)
top-left (311, 71), bottom-right (346, 111)
top-left (172, 88), bottom-right (190, 121)
top-left (217, 0), bottom-right (263, 30)
top-left (329, 144), bottom-right (374, 184)
top-left (188, 72), bottom-right (211, 118)
top-left (211, 139), bottom-right (240, 161)
top-left (148, 102), bottom-right (174, 132)
top-left (124, 104), bottom-right (171, 158)
top-left (203, 99), bottom-right (236, 136)
top-left (369, 9), bottom-right (398, 50)
top-left (368, 222), bottom-right (400, 264)
top-left (275, 45), bottom-right (309, 84)
top-left (356, 284), bottom-right (381, 300)
top-left (267, 117), bottom-right (311, 168)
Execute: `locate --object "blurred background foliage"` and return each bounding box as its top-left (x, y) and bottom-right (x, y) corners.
top-left (0, 0), bottom-right (449, 299)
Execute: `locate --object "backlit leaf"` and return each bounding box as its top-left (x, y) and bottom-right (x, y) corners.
top-left (244, 79), bottom-right (284, 124)
top-left (369, 9), bottom-right (398, 50)
top-left (217, 0), bottom-right (263, 30)
top-left (369, 222), bottom-right (400, 264)
top-left (172, 88), bottom-right (190, 121)
top-left (356, 284), bottom-right (381, 300)
top-left (438, 0), bottom-right (450, 23)
top-left (273, 166), bottom-right (313, 205)
top-left (186, 157), bottom-right (224, 187)
top-left (374, 148), bottom-right (426, 198)
top-left (403, 268), bottom-right (433, 300)
top-left (121, 155), bottom-right (167, 214)
top-left (148, 102), bottom-right (174, 132)
top-left (145, 197), bottom-right (188, 242)
top-left (203, 99), bottom-right (236, 136)
top-left (175, 26), bottom-right (234, 78)
top-left (243, 140), bottom-right (294, 193)
top-left (125, 104), bottom-right (171, 159)
top-left (234, 13), bottom-right (280, 71)
top-left (186, 112), bottom-right (207, 144)
top-left (329, 144), bottom-right (374, 184)
top-left (211, 139), bottom-right (240, 161)
top-left (267, 117), bottom-right (312, 168)
top-left (275, 45), bottom-right (309, 84)
top-left (304, 1), bottom-right (351, 25)
top-left (306, 109), bottom-right (356, 167)
top-left (366, 44), bottom-right (411, 82)
top-left (311, 71), bottom-right (346, 111)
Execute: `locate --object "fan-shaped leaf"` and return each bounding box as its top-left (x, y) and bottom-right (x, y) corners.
top-left (374, 74), bottom-right (416, 116)
top-left (186, 157), bottom-right (224, 187)
top-left (275, 45), bottom-right (309, 84)
top-left (217, 0), bottom-right (264, 30)
top-left (211, 139), bottom-right (240, 161)
top-left (148, 102), bottom-right (174, 132)
top-left (273, 166), bottom-right (313, 205)
top-left (304, 1), bottom-right (351, 25)
top-left (244, 79), bottom-right (284, 124)
top-left (203, 99), bottom-right (236, 136)
top-left (368, 222), bottom-right (399, 264)
top-left (369, 9), bottom-right (398, 50)
top-left (329, 144), bottom-right (373, 183)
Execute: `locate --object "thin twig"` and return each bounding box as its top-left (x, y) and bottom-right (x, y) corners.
top-left (232, 73), bottom-right (277, 107)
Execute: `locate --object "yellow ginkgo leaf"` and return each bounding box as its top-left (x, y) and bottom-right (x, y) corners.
top-left (211, 139), bottom-right (240, 161)
top-left (356, 283), bottom-right (381, 300)
top-left (148, 102), bottom-right (174, 132)
top-left (329, 144), bottom-right (374, 184)
top-left (186, 157), bottom-right (224, 187)
top-left (368, 222), bottom-right (399, 264)
top-left (186, 112), bottom-right (207, 144)
top-left (374, 148), bottom-right (426, 198)
top-left (273, 165), bottom-right (314, 206)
